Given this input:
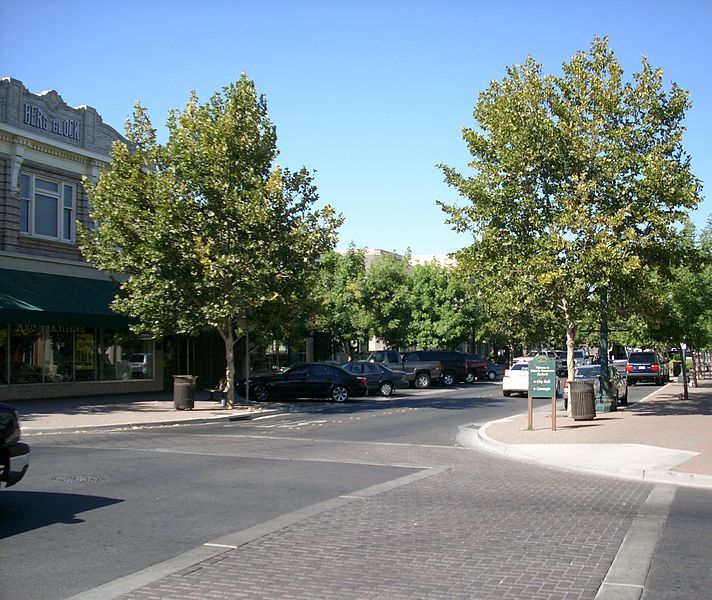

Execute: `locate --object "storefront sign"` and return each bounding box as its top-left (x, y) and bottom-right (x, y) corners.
top-left (23, 103), bottom-right (81, 141)
top-left (15, 324), bottom-right (86, 335)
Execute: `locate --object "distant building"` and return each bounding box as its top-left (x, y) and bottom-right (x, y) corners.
top-left (0, 78), bottom-right (163, 401)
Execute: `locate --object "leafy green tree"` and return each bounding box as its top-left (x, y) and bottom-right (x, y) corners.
top-left (81, 75), bottom-right (342, 407)
top-left (312, 248), bottom-right (369, 359)
top-left (440, 37), bottom-right (701, 380)
top-left (360, 252), bottom-right (412, 349)
top-left (405, 261), bottom-right (475, 349)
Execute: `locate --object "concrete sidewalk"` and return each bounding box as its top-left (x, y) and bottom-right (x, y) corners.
top-left (460, 379), bottom-right (712, 489)
top-left (15, 390), bottom-right (264, 433)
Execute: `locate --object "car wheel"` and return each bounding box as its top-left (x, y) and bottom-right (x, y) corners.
top-left (415, 372), bottom-right (431, 389)
top-left (253, 384), bottom-right (269, 402)
top-left (465, 372), bottom-right (476, 384)
top-left (379, 381), bottom-right (394, 397)
top-left (442, 371), bottom-right (456, 386)
top-left (487, 370), bottom-right (497, 381)
top-left (503, 390), bottom-right (511, 397)
top-left (331, 385), bottom-right (349, 403)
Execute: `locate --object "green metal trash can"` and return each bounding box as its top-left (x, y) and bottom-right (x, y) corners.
top-left (569, 380), bottom-right (596, 421)
top-left (173, 375), bottom-right (197, 410)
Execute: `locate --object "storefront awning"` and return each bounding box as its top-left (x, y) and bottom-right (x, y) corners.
top-left (0, 268), bottom-right (130, 328)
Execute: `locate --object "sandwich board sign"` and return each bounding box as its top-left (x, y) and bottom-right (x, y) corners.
top-left (527, 355), bottom-right (557, 431)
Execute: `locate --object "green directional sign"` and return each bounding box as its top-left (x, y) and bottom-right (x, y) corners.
top-left (528, 355), bottom-right (557, 398)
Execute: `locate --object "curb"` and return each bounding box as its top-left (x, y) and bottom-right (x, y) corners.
top-left (22, 409), bottom-right (275, 435)
top-left (457, 415), bottom-right (712, 490)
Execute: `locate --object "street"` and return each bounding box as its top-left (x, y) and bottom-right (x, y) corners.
top-left (2, 382), bottom-right (710, 599)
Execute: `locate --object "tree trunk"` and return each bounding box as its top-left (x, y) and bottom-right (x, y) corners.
top-left (219, 318), bottom-right (236, 409)
top-left (691, 348), bottom-right (698, 388)
top-left (563, 302), bottom-right (577, 383)
top-left (680, 342), bottom-right (689, 401)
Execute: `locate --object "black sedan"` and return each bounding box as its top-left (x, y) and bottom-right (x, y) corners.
top-left (249, 363), bottom-right (368, 403)
top-left (342, 361), bottom-right (409, 396)
top-left (1, 403), bottom-right (30, 489)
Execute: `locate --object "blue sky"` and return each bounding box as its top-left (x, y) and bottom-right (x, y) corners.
top-left (2, 0), bottom-right (710, 255)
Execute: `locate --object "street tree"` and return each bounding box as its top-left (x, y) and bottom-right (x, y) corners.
top-left (440, 36), bottom-right (702, 382)
top-left (360, 252), bottom-right (412, 349)
top-left (312, 248), bottom-right (369, 359)
top-left (81, 75), bottom-right (342, 407)
top-left (406, 261), bottom-right (476, 349)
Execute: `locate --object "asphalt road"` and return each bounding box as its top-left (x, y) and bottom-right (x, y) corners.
top-left (2, 381), bottom-right (708, 599)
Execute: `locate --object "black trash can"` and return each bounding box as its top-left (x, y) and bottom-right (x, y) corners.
top-left (173, 375), bottom-right (197, 410)
top-left (569, 380), bottom-right (596, 421)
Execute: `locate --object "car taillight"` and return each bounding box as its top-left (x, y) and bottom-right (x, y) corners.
top-left (563, 380), bottom-right (569, 389)
top-left (651, 364), bottom-right (660, 372)
top-left (626, 365), bottom-right (633, 372)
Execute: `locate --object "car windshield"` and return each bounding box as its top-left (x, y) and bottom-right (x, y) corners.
top-left (510, 363), bottom-right (528, 371)
top-left (573, 351), bottom-right (585, 359)
top-left (575, 366), bottom-right (601, 378)
top-left (129, 354), bottom-right (145, 363)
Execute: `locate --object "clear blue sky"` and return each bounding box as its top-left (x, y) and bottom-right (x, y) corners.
top-left (2, 0), bottom-right (710, 255)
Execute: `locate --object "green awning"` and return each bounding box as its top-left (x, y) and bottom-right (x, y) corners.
top-left (0, 268), bottom-right (130, 328)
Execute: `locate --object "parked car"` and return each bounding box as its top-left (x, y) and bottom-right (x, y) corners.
top-left (341, 361), bottom-right (409, 396)
top-left (128, 352), bottom-right (153, 379)
top-left (625, 351), bottom-right (670, 386)
top-left (502, 362), bottom-right (529, 397)
top-left (402, 350), bottom-right (468, 387)
top-left (249, 363), bottom-right (368, 403)
top-left (514, 350), bottom-right (566, 376)
top-left (563, 364), bottom-right (628, 406)
top-left (485, 360), bottom-right (505, 381)
top-left (573, 349), bottom-right (591, 366)
top-left (367, 350), bottom-right (468, 388)
top-left (1, 403), bottom-right (30, 488)
top-left (366, 350), bottom-right (404, 368)
top-left (464, 354), bottom-right (488, 382)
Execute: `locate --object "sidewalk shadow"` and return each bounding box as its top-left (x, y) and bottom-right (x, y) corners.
top-left (0, 491), bottom-right (123, 538)
top-left (627, 395), bottom-right (712, 416)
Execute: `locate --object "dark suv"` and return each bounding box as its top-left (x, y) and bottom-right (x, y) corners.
top-left (625, 351), bottom-right (670, 386)
top-left (402, 350), bottom-right (468, 386)
top-left (1, 403), bottom-right (30, 488)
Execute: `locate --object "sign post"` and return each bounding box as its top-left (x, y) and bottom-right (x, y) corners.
top-left (528, 355), bottom-right (558, 431)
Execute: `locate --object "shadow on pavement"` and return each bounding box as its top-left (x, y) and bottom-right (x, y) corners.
top-left (0, 491), bottom-right (123, 538)
top-left (627, 395), bottom-right (712, 416)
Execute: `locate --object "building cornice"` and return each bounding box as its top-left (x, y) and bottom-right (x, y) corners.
top-left (0, 123), bottom-right (114, 166)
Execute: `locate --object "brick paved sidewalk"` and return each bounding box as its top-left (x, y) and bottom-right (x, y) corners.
top-left (481, 380), bottom-right (712, 479)
top-left (15, 391), bottom-right (261, 432)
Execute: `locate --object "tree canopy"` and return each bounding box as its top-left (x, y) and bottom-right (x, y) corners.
top-left (439, 36), bottom-right (702, 376)
top-left (81, 75), bottom-right (342, 406)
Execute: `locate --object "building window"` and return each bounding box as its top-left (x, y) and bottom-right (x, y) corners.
top-left (2, 326), bottom-right (154, 385)
top-left (19, 173), bottom-right (76, 242)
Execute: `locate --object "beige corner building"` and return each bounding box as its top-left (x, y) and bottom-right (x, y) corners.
top-left (0, 78), bottom-right (163, 401)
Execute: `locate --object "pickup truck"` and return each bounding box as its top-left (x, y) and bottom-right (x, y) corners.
top-left (1, 403), bottom-right (30, 488)
top-left (367, 350), bottom-right (468, 388)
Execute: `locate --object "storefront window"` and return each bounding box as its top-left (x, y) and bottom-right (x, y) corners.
top-left (44, 329), bottom-right (75, 382)
top-left (116, 333), bottom-right (154, 380)
top-left (75, 331), bottom-right (96, 381)
top-left (10, 326), bottom-right (43, 384)
top-left (97, 329), bottom-right (117, 381)
top-left (3, 326), bottom-right (154, 385)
